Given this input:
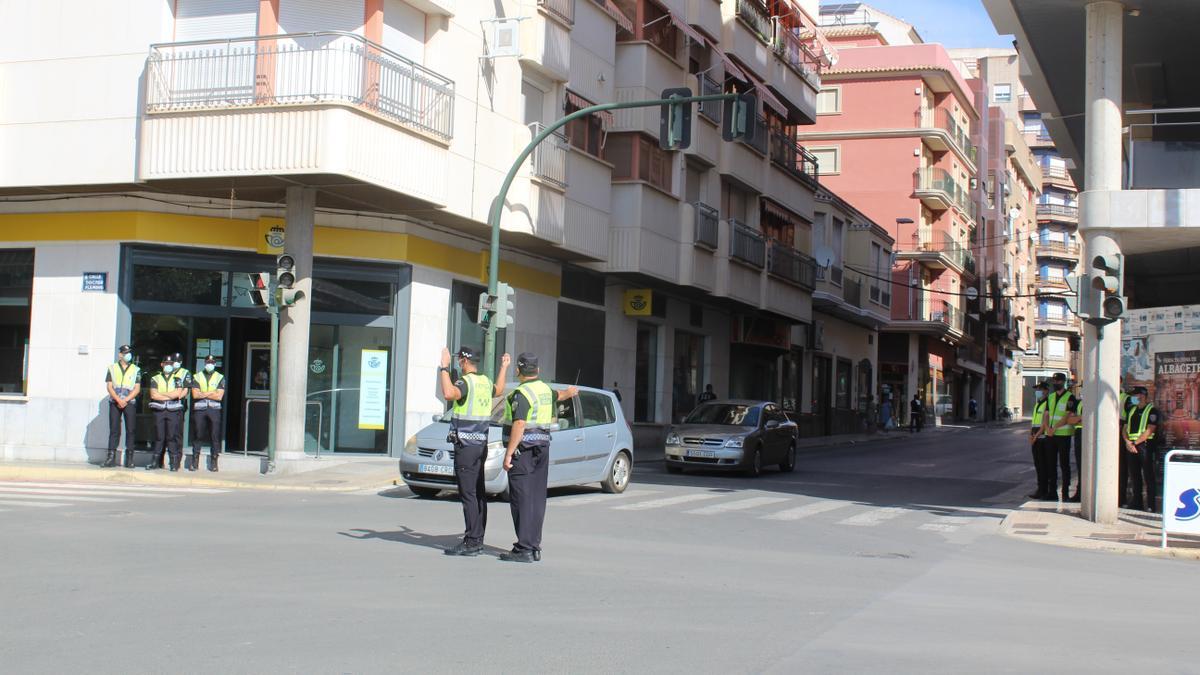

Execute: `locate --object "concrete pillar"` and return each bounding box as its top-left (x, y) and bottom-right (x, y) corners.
top-left (1080, 1), bottom-right (1123, 524)
top-left (276, 186), bottom-right (316, 459)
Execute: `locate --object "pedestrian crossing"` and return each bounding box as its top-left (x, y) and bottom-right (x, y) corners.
top-left (548, 488), bottom-right (1008, 536)
top-left (0, 480), bottom-right (229, 512)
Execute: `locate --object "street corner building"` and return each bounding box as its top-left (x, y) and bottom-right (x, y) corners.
top-left (0, 0), bottom-right (902, 469)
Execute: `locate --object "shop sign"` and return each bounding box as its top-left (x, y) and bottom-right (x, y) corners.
top-left (731, 316), bottom-right (790, 350)
top-left (623, 289), bottom-right (652, 316)
top-left (358, 349), bottom-right (388, 430)
top-left (258, 217), bottom-right (286, 254)
top-left (1162, 451), bottom-right (1200, 547)
top-left (82, 272), bottom-right (107, 292)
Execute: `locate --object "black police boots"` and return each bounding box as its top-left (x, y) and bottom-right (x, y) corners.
top-left (444, 541), bottom-right (483, 557)
top-left (187, 454), bottom-right (200, 471)
top-left (122, 450), bottom-right (135, 469)
top-left (169, 454), bottom-right (181, 472)
top-left (145, 454), bottom-right (161, 470)
top-left (101, 451), bottom-right (117, 468)
top-left (208, 454), bottom-right (219, 472)
top-left (499, 548), bottom-right (535, 563)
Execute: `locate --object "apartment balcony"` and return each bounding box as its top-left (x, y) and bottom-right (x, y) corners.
top-left (521, 0), bottom-right (573, 81)
top-left (917, 108), bottom-right (977, 169)
top-left (1035, 238), bottom-right (1080, 260)
top-left (1035, 314), bottom-right (1081, 332)
top-left (1019, 92), bottom-right (1037, 112)
top-left (607, 184), bottom-right (683, 282)
top-left (678, 201), bottom-right (719, 292)
top-left (896, 238), bottom-right (975, 276)
top-left (868, 281), bottom-right (892, 312)
top-left (687, 0), bottom-right (723, 40)
top-left (726, 0), bottom-right (774, 82)
top-left (730, 219), bottom-right (767, 269)
top-left (1041, 163), bottom-right (1076, 189)
top-left (140, 32), bottom-right (455, 208)
top-left (1036, 203), bottom-right (1079, 224)
top-left (718, 116), bottom-right (767, 193)
top-left (766, 240), bottom-right (817, 289)
top-left (768, 130), bottom-right (819, 186)
top-left (886, 295), bottom-right (967, 341)
top-left (684, 73), bottom-right (723, 167)
top-left (562, 150), bottom-right (612, 260)
top-left (813, 268), bottom-right (887, 328)
top-left (1023, 129), bottom-right (1056, 149)
top-left (767, 18), bottom-right (820, 121)
top-left (912, 168), bottom-right (959, 211)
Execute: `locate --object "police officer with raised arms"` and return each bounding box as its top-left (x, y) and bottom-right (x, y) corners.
top-left (191, 355), bottom-right (225, 472)
top-left (500, 353), bottom-right (577, 563)
top-left (146, 355), bottom-right (186, 471)
top-left (104, 344), bottom-right (141, 468)
top-left (439, 346), bottom-right (509, 557)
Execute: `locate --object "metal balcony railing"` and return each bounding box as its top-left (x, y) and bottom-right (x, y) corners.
top-left (1037, 203), bottom-right (1079, 220)
top-left (819, 7), bottom-right (873, 26)
top-left (735, 0), bottom-right (773, 44)
top-left (768, 130), bottom-right (819, 182)
top-left (1126, 107), bottom-right (1200, 189)
top-left (739, 114), bottom-right (769, 155)
top-left (767, 241), bottom-right (817, 289)
top-left (941, 112), bottom-right (977, 164)
top-left (1041, 164), bottom-right (1072, 182)
top-left (145, 32), bottom-right (455, 140)
top-left (913, 167), bottom-right (958, 202)
top-left (528, 123), bottom-right (568, 188)
top-left (931, 303), bottom-right (965, 331)
top-left (538, 0), bottom-right (575, 24)
top-left (1037, 313), bottom-right (1079, 328)
top-left (694, 202), bottom-right (719, 249)
top-left (730, 219), bottom-right (766, 268)
top-left (1036, 238), bottom-right (1080, 256)
top-left (697, 73), bottom-right (722, 123)
top-left (842, 274), bottom-right (862, 307)
top-left (770, 17), bottom-right (822, 88)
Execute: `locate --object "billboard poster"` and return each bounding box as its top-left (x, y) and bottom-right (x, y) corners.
top-left (1154, 351), bottom-right (1200, 450)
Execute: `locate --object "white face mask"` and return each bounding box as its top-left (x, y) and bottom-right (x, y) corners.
top-left (174, 361), bottom-right (182, 369)
top-left (1035, 390), bottom-right (1045, 400)
top-left (163, 364), bottom-right (175, 374)
top-left (205, 363), bottom-right (215, 373)
top-left (1130, 395), bottom-right (1140, 406)
top-left (123, 353), bottom-right (133, 363)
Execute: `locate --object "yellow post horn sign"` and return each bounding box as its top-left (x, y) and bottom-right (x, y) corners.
top-left (623, 289), bottom-right (653, 316)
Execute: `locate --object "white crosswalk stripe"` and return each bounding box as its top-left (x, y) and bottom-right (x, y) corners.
top-left (838, 506), bottom-right (908, 527)
top-left (0, 499), bottom-right (70, 508)
top-left (554, 490), bottom-right (660, 507)
top-left (918, 515), bottom-right (974, 532)
top-left (684, 496), bottom-right (791, 515)
top-left (759, 500), bottom-right (852, 522)
top-left (613, 493), bottom-right (723, 511)
top-left (0, 492), bottom-right (125, 503)
top-left (0, 486), bottom-right (176, 499)
top-left (0, 481), bottom-right (228, 494)
top-left (0, 480), bottom-right (230, 512)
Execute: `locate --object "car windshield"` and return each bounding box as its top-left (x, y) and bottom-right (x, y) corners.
top-left (684, 404), bottom-right (760, 427)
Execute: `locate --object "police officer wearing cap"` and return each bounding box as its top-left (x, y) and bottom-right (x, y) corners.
top-left (147, 355), bottom-right (186, 471)
top-left (440, 346), bottom-right (509, 557)
top-left (171, 352), bottom-right (192, 461)
top-left (500, 353), bottom-right (577, 563)
top-left (1028, 381), bottom-right (1050, 499)
top-left (1123, 385), bottom-right (1161, 512)
top-left (1117, 383), bottom-right (1135, 507)
top-left (1040, 372), bottom-right (1079, 501)
top-left (104, 344), bottom-right (141, 468)
top-left (190, 355), bottom-right (225, 472)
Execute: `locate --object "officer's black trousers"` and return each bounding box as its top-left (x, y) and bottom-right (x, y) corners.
top-left (1031, 435), bottom-right (1046, 493)
top-left (108, 401), bottom-right (136, 452)
top-left (453, 442), bottom-right (488, 545)
top-left (508, 445), bottom-right (549, 553)
top-left (1126, 443), bottom-right (1159, 510)
top-left (1073, 430), bottom-right (1082, 495)
top-left (152, 410), bottom-right (182, 465)
top-left (192, 408), bottom-right (223, 457)
top-left (1118, 434), bottom-right (1129, 506)
top-left (1050, 435), bottom-right (1072, 497)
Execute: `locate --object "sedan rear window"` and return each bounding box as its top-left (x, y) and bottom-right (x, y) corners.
top-left (684, 404), bottom-right (759, 426)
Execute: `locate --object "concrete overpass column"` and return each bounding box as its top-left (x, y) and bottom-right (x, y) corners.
top-left (1080, 1), bottom-right (1123, 524)
top-left (276, 186), bottom-right (316, 461)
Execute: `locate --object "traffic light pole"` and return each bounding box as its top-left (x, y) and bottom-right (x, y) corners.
top-left (267, 300), bottom-right (279, 473)
top-left (481, 92), bottom-right (740, 378)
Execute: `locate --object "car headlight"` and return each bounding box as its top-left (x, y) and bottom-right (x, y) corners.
top-left (404, 436), bottom-right (419, 455)
top-left (665, 433), bottom-right (680, 446)
top-left (724, 437), bottom-right (744, 448)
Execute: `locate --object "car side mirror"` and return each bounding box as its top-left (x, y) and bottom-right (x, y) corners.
top-left (549, 422), bottom-right (562, 432)
top-left (765, 419), bottom-right (780, 430)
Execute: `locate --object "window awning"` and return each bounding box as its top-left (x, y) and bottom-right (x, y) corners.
top-left (665, 8), bottom-right (708, 47)
top-left (595, 0), bottom-right (634, 35)
top-left (741, 66), bottom-right (789, 117)
top-left (703, 36), bottom-right (749, 83)
top-left (565, 90), bottom-right (614, 129)
top-left (762, 198), bottom-right (812, 225)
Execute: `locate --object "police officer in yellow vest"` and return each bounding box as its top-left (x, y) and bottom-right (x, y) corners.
top-left (104, 344), bottom-right (141, 468)
top-left (1040, 372), bottom-right (1079, 501)
top-left (1028, 381), bottom-right (1050, 499)
top-left (1069, 379), bottom-right (1084, 502)
top-left (500, 353), bottom-right (577, 563)
top-left (1123, 385), bottom-right (1161, 512)
top-left (147, 355), bottom-right (186, 471)
top-left (439, 346), bottom-right (509, 557)
top-left (171, 352), bottom-right (192, 464)
top-left (191, 355), bottom-right (225, 472)
top-left (1117, 385), bottom-right (1135, 507)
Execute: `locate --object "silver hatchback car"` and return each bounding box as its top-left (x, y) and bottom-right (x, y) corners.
top-left (400, 384), bottom-right (634, 498)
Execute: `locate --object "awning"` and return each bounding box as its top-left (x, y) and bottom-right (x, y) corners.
top-left (741, 66), bottom-right (788, 117)
top-left (565, 90), bottom-right (614, 129)
top-left (665, 9), bottom-right (708, 47)
top-left (761, 198), bottom-right (811, 225)
top-left (703, 36), bottom-right (748, 83)
top-left (597, 0), bottom-right (634, 35)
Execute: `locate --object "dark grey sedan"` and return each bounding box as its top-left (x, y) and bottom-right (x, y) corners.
top-left (663, 400), bottom-right (797, 477)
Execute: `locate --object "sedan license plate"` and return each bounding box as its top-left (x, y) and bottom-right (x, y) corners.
top-left (685, 449), bottom-right (717, 459)
top-left (418, 463), bottom-right (455, 476)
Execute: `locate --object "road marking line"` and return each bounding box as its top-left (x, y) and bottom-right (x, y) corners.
top-left (0, 499), bottom-right (70, 508)
top-left (0, 487), bottom-right (175, 499)
top-left (0, 481), bottom-right (229, 494)
top-left (838, 507), bottom-right (908, 527)
top-left (613, 493), bottom-right (723, 511)
top-left (760, 501), bottom-right (852, 521)
top-left (554, 490), bottom-right (659, 507)
top-left (918, 515), bottom-right (972, 532)
top-left (684, 496), bottom-right (791, 515)
top-left (0, 493), bottom-right (125, 503)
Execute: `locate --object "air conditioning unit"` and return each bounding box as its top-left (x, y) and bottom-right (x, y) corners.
top-left (484, 18), bottom-right (521, 59)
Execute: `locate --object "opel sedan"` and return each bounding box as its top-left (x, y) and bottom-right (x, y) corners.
top-left (664, 400), bottom-right (797, 476)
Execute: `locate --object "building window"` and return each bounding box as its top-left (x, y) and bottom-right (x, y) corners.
top-left (1047, 337), bottom-right (1067, 359)
top-left (836, 358), bottom-right (852, 409)
top-left (564, 91), bottom-right (605, 159)
top-left (133, 265), bottom-right (228, 306)
top-left (810, 146), bottom-right (840, 175)
top-left (557, 302), bottom-right (605, 388)
top-left (993, 83), bottom-right (1012, 103)
top-left (561, 265), bottom-right (606, 306)
top-left (0, 250), bottom-right (33, 395)
top-left (816, 86), bottom-right (841, 114)
top-left (608, 132), bottom-right (673, 192)
top-left (634, 322), bottom-right (659, 423)
top-left (672, 331), bottom-right (706, 422)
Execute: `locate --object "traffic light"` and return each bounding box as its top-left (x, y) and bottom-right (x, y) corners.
top-left (1064, 274), bottom-right (1089, 319)
top-left (659, 88), bottom-right (693, 151)
top-left (493, 282), bottom-right (516, 329)
top-left (477, 290), bottom-right (492, 325)
top-left (1088, 253), bottom-right (1126, 322)
top-left (247, 272), bottom-right (272, 307)
top-left (275, 253), bottom-right (305, 307)
top-left (721, 92), bottom-right (757, 142)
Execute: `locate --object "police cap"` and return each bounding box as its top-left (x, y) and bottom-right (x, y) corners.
top-left (456, 346), bottom-right (480, 363)
top-left (1052, 372), bottom-right (1067, 382)
top-left (516, 352), bottom-right (539, 375)
top-left (204, 355), bottom-right (216, 364)
top-left (172, 352), bottom-right (184, 362)
top-left (1035, 381), bottom-right (1049, 390)
top-left (118, 344), bottom-right (132, 354)
top-left (1131, 385), bottom-right (1149, 395)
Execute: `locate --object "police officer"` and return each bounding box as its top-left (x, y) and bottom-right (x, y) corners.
top-left (500, 353), bottom-right (577, 563)
top-left (104, 344), bottom-right (141, 468)
top-left (1028, 381), bottom-right (1050, 499)
top-left (1117, 384), bottom-right (1135, 507)
top-left (1123, 385), bottom-right (1161, 512)
top-left (171, 352), bottom-right (192, 459)
top-left (909, 395), bottom-right (924, 432)
top-left (191, 355), bottom-right (225, 472)
top-left (147, 356), bottom-right (186, 471)
top-left (1041, 372), bottom-right (1078, 501)
top-left (1069, 380), bottom-right (1083, 502)
top-left (440, 346), bottom-right (509, 557)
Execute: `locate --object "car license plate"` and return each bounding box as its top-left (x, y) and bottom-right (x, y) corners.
top-left (685, 449), bottom-right (716, 459)
top-left (418, 463), bottom-right (455, 476)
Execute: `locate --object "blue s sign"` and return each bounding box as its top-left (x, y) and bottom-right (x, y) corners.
top-left (1174, 488), bottom-right (1200, 521)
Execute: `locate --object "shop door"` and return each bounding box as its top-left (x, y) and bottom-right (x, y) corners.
top-left (812, 355), bottom-right (832, 436)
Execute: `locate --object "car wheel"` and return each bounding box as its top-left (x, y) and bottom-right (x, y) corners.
top-left (779, 443), bottom-right (797, 473)
top-left (744, 447), bottom-right (762, 478)
top-left (409, 486), bottom-right (441, 499)
top-left (601, 451), bottom-right (632, 494)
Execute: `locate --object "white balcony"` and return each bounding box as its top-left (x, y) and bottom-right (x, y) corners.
top-left (723, 0), bottom-right (774, 82)
top-left (687, 0), bottom-right (724, 40)
top-left (678, 201), bottom-right (719, 292)
top-left (606, 184), bottom-right (683, 282)
top-left (520, 2), bottom-right (573, 82)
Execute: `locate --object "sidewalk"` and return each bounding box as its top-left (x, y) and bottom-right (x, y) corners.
top-left (0, 458), bottom-right (400, 493)
top-left (1001, 501), bottom-right (1200, 560)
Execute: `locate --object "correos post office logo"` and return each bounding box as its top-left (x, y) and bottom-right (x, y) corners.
top-left (1174, 488), bottom-right (1200, 521)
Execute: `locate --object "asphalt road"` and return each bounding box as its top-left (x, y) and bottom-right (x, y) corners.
top-left (3, 426), bottom-right (1199, 674)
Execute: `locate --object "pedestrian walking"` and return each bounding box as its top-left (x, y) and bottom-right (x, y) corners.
top-left (697, 384), bottom-right (717, 404)
top-left (500, 353), bottom-right (576, 563)
top-left (1028, 381), bottom-right (1050, 499)
top-left (146, 356), bottom-right (186, 471)
top-left (1041, 372), bottom-right (1079, 501)
top-left (909, 395), bottom-right (923, 432)
top-left (1123, 385), bottom-right (1161, 512)
top-left (190, 355), bottom-right (225, 472)
top-left (104, 344), bottom-right (141, 468)
top-left (440, 346), bottom-right (509, 557)
top-left (969, 397), bottom-right (978, 421)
